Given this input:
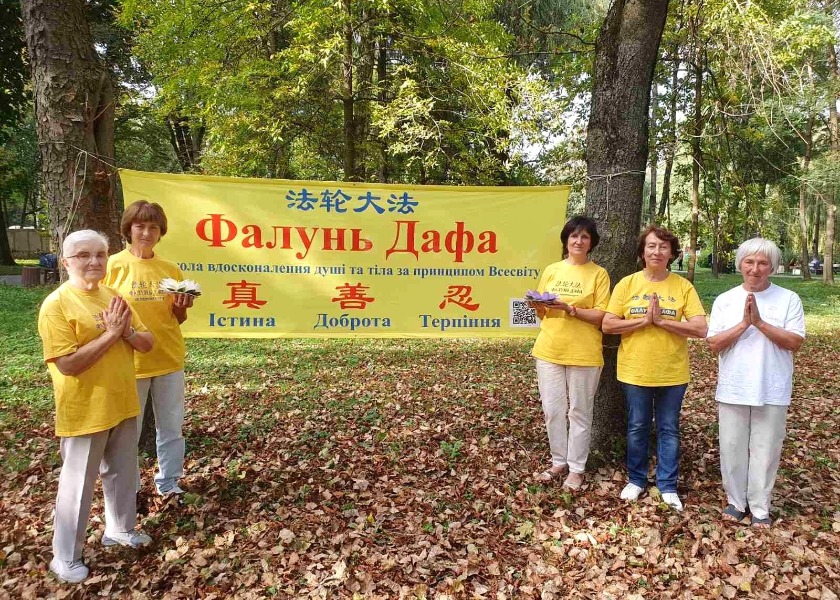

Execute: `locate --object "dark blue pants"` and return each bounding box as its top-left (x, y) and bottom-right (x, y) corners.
top-left (623, 383), bottom-right (687, 494)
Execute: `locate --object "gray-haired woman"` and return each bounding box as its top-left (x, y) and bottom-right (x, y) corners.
top-left (707, 238), bottom-right (805, 528)
top-left (39, 230), bottom-right (155, 582)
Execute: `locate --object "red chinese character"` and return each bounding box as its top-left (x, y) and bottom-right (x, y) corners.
top-left (439, 285), bottom-right (480, 311)
top-left (222, 280), bottom-right (268, 309)
top-left (332, 282), bottom-right (375, 310)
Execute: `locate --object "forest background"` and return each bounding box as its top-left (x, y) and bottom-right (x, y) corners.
top-left (0, 0), bottom-right (838, 281)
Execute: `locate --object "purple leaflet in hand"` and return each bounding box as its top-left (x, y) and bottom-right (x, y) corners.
top-left (525, 290), bottom-right (557, 303)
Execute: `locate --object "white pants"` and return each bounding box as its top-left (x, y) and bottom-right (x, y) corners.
top-left (718, 402), bottom-right (787, 519)
top-left (535, 360), bottom-right (602, 473)
top-left (136, 370), bottom-right (185, 494)
top-left (53, 418), bottom-right (138, 561)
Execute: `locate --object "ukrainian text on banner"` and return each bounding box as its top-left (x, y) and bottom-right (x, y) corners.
top-left (119, 169), bottom-right (569, 338)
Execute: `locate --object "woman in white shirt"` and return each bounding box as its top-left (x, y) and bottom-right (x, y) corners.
top-left (707, 238), bottom-right (805, 528)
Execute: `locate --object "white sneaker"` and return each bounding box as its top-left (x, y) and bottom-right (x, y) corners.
top-left (49, 558), bottom-right (89, 583)
top-left (662, 493), bottom-right (684, 512)
top-left (620, 483), bottom-right (644, 501)
top-left (159, 484), bottom-right (184, 496)
top-left (102, 530), bottom-right (152, 548)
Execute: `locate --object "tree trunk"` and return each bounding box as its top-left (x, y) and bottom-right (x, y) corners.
top-left (824, 30), bottom-right (838, 284)
top-left (812, 203), bottom-right (820, 260)
top-left (799, 113), bottom-right (813, 280)
top-left (21, 0), bottom-right (119, 259)
top-left (687, 46), bottom-right (703, 284)
top-left (648, 82), bottom-right (658, 224)
top-left (585, 0), bottom-right (670, 458)
top-left (165, 115), bottom-right (205, 172)
top-left (376, 39), bottom-right (389, 183)
top-left (659, 48), bottom-right (679, 219)
top-left (0, 205), bottom-right (16, 265)
top-left (342, 0), bottom-right (357, 182)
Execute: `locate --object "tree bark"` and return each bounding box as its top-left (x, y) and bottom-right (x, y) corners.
top-left (165, 115), bottom-right (205, 172)
top-left (799, 113), bottom-right (813, 280)
top-left (687, 45), bottom-right (703, 284)
top-left (376, 39), bottom-right (389, 183)
top-left (659, 48), bottom-right (680, 220)
top-left (342, 0), bottom-right (357, 182)
top-left (0, 205), bottom-right (16, 265)
top-left (812, 203), bottom-right (821, 260)
top-left (648, 82), bottom-right (658, 224)
top-left (585, 0), bottom-right (670, 458)
top-left (21, 0), bottom-right (120, 258)
top-left (824, 28), bottom-right (838, 284)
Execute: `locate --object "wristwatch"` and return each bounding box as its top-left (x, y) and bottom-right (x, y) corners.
top-left (568, 306), bottom-right (577, 317)
top-left (123, 327), bottom-right (137, 340)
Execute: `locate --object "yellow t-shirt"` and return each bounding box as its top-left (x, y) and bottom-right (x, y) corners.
top-left (38, 283), bottom-right (146, 437)
top-left (530, 260), bottom-right (611, 367)
top-left (104, 249), bottom-right (185, 378)
top-left (606, 271), bottom-right (706, 386)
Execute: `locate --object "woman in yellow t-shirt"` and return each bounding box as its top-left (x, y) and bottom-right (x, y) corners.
top-left (104, 201), bottom-right (195, 498)
top-left (39, 230), bottom-right (155, 583)
top-left (530, 216), bottom-right (610, 490)
top-left (603, 225), bottom-right (707, 512)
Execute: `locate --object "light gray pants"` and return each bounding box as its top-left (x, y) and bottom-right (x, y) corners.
top-left (53, 417), bottom-right (138, 561)
top-left (718, 402), bottom-right (788, 519)
top-left (136, 370), bottom-right (186, 494)
top-left (535, 360), bottom-right (602, 473)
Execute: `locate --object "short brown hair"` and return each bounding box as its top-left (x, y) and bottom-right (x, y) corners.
top-left (120, 200), bottom-right (168, 240)
top-left (637, 225), bottom-right (680, 267)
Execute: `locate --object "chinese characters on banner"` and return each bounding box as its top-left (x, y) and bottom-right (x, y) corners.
top-left (119, 170), bottom-right (569, 338)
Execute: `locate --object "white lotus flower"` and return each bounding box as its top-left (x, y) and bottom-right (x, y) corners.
top-left (159, 278), bottom-right (202, 297)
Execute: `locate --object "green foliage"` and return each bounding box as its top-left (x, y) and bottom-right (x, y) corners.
top-left (0, 0), bottom-right (29, 135)
top-left (0, 116), bottom-right (42, 228)
top-left (118, 0), bottom-right (601, 184)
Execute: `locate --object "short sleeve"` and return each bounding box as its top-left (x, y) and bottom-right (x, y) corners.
top-left (129, 304), bottom-right (149, 333)
top-left (784, 293), bottom-right (805, 338)
top-left (606, 276), bottom-right (627, 317)
top-left (706, 296), bottom-right (726, 337)
top-left (536, 266), bottom-right (550, 294)
top-left (39, 302), bottom-right (79, 361)
top-left (102, 256), bottom-right (117, 288)
top-left (682, 282), bottom-right (706, 319)
top-left (593, 268), bottom-right (611, 311)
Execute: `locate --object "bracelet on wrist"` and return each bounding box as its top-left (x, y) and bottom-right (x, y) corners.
top-left (123, 326), bottom-right (137, 340)
top-left (568, 306), bottom-right (577, 317)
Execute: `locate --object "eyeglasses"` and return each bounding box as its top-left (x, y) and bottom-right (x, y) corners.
top-left (65, 252), bottom-right (108, 263)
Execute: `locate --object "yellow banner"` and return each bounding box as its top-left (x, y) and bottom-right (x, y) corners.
top-left (119, 169), bottom-right (568, 338)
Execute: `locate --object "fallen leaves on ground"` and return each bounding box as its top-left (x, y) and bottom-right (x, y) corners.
top-left (1, 334), bottom-right (838, 599)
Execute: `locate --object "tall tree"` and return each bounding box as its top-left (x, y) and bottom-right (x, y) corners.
top-left (824, 4), bottom-right (837, 284)
top-left (799, 110), bottom-right (814, 280)
top-left (0, 0), bottom-right (29, 265)
top-left (585, 0), bottom-right (671, 454)
top-left (686, 13), bottom-right (704, 283)
top-left (21, 0), bottom-right (120, 257)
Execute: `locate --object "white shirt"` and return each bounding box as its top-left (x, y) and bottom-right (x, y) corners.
top-left (707, 283), bottom-right (805, 406)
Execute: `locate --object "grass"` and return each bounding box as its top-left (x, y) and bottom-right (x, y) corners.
top-left (1, 270), bottom-right (837, 439)
top-left (689, 268), bottom-right (840, 318)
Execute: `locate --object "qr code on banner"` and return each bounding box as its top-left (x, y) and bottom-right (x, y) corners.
top-left (509, 299), bottom-right (538, 328)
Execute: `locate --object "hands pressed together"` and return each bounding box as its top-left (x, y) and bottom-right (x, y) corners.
top-left (644, 293), bottom-right (663, 326)
top-left (103, 296), bottom-right (133, 338)
top-left (742, 293), bottom-right (763, 328)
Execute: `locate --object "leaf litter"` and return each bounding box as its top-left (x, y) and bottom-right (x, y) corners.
top-left (1, 335), bottom-right (838, 599)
